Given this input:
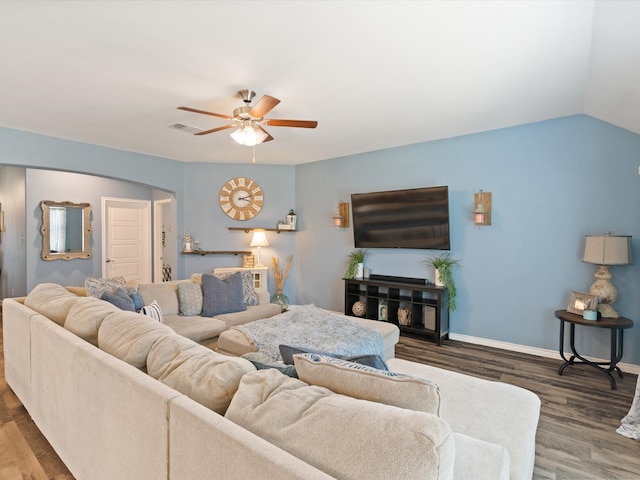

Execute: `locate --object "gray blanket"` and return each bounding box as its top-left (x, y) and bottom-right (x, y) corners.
top-left (617, 374), bottom-right (640, 440)
top-left (234, 304), bottom-right (384, 362)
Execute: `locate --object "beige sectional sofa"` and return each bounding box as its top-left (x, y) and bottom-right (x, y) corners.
top-left (3, 283), bottom-right (541, 480)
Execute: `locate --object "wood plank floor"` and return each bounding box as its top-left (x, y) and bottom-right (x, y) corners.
top-left (1, 314), bottom-right (639, 479)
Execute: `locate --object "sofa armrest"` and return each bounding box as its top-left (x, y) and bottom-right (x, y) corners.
top-left (257, 290), bottom-right (271, 304)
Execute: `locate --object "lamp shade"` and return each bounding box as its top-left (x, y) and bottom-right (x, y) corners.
top-left (583, 234), bottom-right (632, 265)
top-left (249, 231), bottom-right (269, 248)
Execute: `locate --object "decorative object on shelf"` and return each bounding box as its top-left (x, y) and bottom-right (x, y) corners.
top-left (582, 232), bottom-right (632, 318)
top-left (344, 248), bottom-right (370, 279)
top-left (352, 300), bottom-right (367, 317)
top-left (249, 231), bottom-right (269, 267)
top-left (332, 201), bottom-right (349, 229)
top-left (242, 254), bottom-right (255, 268)
top-left (583, 309), bottom-right (598, 321)
top-left (566, 290), bottom-right (598, 316)
top-left (219, 177), bottom-right (264, 221)
top-left (271, 255), bottom-right (293, 312)
top-left (398, 306), bottom-right (412, 326)
top-left (423, 252), bottom-right (460, 311)
top-left (472, 189), bottom-right (492, 226)
top-left (286, 209), bottom-right (297, 230)
top-left (183, 232), bottom-right (193, 252)
top-left (193, 240), bottom-right (201, 252)
top-left (378, 299), bottom-right (388, 321)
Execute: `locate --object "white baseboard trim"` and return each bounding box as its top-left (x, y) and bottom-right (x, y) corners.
top-left (449, 333), bottom-right (640, 376)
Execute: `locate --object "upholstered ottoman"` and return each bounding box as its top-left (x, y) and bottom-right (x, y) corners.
top-left (216, 306), bottom-right (400, 360)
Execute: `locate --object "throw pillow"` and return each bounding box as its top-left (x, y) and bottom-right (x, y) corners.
top-left (128, 288), bottom-right (144, 310)
top-left (85, 276), bottom-right (127, 298)
top-left (178, 282), bottom-right (203, 316)
top-left (141, 300), bottom-right (164, 322)
top-left (214, 270), bottom-right (259, 306)
top-left (201, 272), bottom-right (246, 317)
top-left (242, 352), bottom-right (298, 378)
top-left (279, 344), bottom-right (389, 371)
top-left (102, 287), bottom-right (136, 311)
top-left (293, 353), bottom-right (441, 415)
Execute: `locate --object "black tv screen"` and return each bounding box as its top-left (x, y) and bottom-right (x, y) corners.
top-left (351, 186), bottom-right (450, 250)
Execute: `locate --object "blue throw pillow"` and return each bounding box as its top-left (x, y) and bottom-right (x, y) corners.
top-left (102, 287), bottom-right (135, 311)
top-left (128, 288), bottom-right (145, 311)
top-left (201, 272), bottom-right (247, 317)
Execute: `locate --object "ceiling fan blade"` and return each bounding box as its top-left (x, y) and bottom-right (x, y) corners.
top-left (257, 126), bottom-right (274, 142)
top-left (265, 119), bottom-right (318, 128)
top-left (178, 106), bottom-right (233, 120)
top-left (249, 95), bottom-right (281, 118)
top-left (195, 124), bottom-right (236, 136)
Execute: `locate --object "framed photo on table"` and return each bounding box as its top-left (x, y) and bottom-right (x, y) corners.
top-left (567, 291), bottom-right (598, 315)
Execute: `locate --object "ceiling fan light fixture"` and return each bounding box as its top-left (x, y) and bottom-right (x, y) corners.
top-left (230, 123), bottom-right (268, 146)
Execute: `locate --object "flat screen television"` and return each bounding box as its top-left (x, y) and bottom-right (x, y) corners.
top-left (351, 185), bottom-right (450, 250)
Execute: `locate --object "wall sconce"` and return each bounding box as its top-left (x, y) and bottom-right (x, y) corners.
top-left (472, 190), bottom-right (492, 226)
top-left (249, 230), bottom-right (269, 267)
top-left (332, 201), bottom-right (349, 229)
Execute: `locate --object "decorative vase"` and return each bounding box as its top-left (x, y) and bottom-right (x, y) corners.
top-left (434, 268), bottom-right (444, 286)
top-left (270, 289), bottom-right (290, 312)
top-left (356, 263), bottom-right (364, 278)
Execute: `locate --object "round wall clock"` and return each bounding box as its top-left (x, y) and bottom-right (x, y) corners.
top-left (219, 177), bottom-right (264, 221)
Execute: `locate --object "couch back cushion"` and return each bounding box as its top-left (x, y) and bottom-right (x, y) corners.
top-left (97, 311), bottom-right (175, 368)
top-left (64, 296), bottom-right (120, 346)
top-left (147, 334), bottom-right (256, 414)
top-left (294, 353), bottom-right (441, 415)
top-left (25, 283), bottom-right (82, 326)
top-left (138, 282), bottom-right (180, 316)
top-left (225, 369), bottom-right (455, 480)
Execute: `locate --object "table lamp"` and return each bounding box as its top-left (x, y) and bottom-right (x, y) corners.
top-left (249, 231), bottom-right (269, 267)
top-left (582, 232), bottom-right (632, 318)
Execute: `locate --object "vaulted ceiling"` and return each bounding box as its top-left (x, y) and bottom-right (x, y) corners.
top-left (0, 1), bottom-right (638, 165)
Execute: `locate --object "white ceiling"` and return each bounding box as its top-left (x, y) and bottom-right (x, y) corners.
top-left (0, 1), bottom-right (638, 165)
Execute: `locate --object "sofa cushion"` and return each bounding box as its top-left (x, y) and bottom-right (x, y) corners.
top-left (279, 344), bottom-right (388, 370)
top-left (102, 287), bottom-right (136, 311)
top-left (138, 282), bottom-right (180, 316)
top-left (141, 300), bottom-right (164, 322)
top-left (453, 432), bottom-right (510, 480)
top-left (162, 315), bottom-right (227, 342)
top-left (64, 296), bottom-right (120, 346)
top-left (215, 303), bottom-right (283, 328)
top-left (294, 353), bottom-right (441, 415)
top-left (147, 334), bottom-right (256, 414)
top-left (97, 311), bottom-right (175, 368)
top-left (225, 369), bottom-right (455, 480)
top-left (202, 273), bottom-right (246, 317)
top-left (25, 283), bottom-right (82, 326)
top-left (85, 276), bottom-right (127, 298)
top-left (177, 282), bottom-right (203, 316)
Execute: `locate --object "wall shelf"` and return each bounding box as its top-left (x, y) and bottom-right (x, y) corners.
top-left (182, 250), bottom-right (250, 256)
top-left (228, 227), bottom-right (296, 234)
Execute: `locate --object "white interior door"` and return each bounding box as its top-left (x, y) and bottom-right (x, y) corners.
top-left (102, 198), bottom-right (151, 283)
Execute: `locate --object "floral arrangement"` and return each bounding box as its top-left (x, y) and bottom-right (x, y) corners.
top-left (272, 255), bottom-right (293, 293)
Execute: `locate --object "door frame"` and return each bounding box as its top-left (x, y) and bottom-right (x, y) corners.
top-left (153, 199), bottom-right (173, 282)
top-left (101, 197), bottom-right (152, 282)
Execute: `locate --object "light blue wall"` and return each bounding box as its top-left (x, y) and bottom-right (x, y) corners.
top-left (181, 163), bottom-right (297, 298)
top-left (296, 115), bottom-right (640, 365)
top-left (24, 169), bottom-right (155, 290)
top-left (1, 116), bottom-right (639, 365)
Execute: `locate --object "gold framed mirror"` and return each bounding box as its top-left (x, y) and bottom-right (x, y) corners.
top-left (40, 200), bottom-right (92, 261)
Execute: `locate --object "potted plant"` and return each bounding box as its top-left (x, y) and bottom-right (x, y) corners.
top-left (423, 252), bottom-right (460, 311)
top-left (344, 249), bottom-right (370, 279)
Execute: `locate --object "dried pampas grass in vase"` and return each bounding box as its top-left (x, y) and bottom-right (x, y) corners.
top-left (271, 255), bottom-right (293, 312)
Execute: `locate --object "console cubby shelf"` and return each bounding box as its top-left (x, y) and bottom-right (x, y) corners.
top-left (344, 277), bottom-right (449, 345)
